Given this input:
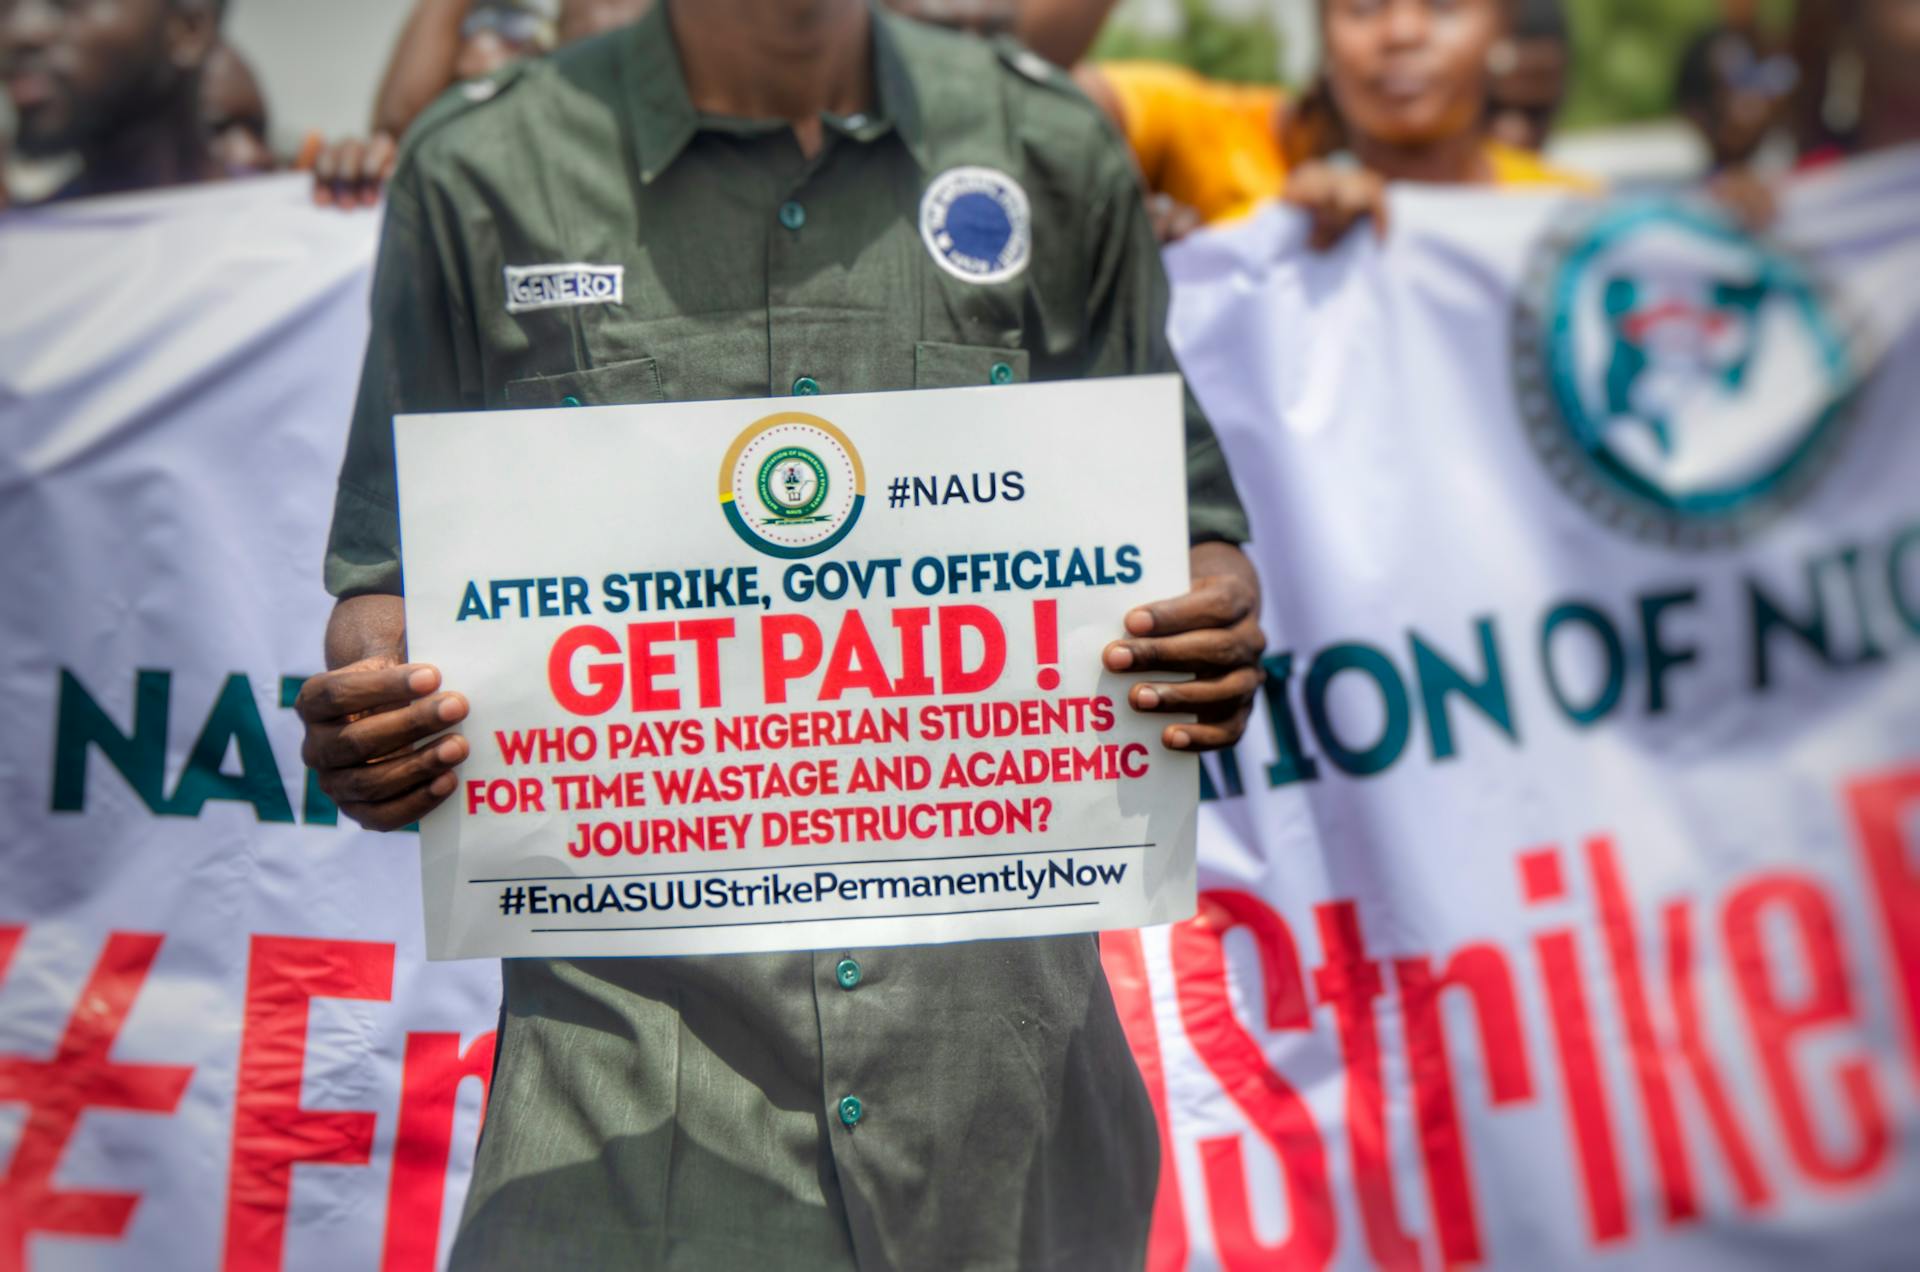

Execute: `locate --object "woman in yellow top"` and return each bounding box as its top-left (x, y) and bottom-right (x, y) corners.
top-left (1076, 0), bottom-right (1594, 246)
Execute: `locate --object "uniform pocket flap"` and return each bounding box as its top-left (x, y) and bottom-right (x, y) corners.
top-left (504, 356), bottom-right (664, 407)
top-left (913, 342), bottom-right (1029, 389)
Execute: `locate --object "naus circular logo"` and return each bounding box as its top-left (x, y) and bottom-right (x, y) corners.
top-left (720, 412), bottom-right (866, 558)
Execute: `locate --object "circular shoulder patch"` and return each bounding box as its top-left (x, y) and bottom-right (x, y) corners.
top-left (919, 166), bottom-right (1032, 285)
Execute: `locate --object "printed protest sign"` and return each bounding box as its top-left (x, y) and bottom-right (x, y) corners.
top-left (395, 377), bottom-right (1197, 959)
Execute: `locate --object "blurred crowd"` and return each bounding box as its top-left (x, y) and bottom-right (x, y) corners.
top-left (2, 0), bottom-right (1917, 231)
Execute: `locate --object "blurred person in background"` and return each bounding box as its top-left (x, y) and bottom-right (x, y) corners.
top-left (0, 0), bottom-right (224, 201)
top-left (1669, 15), bottom-right (1795, 229)
top-left (1078, 0), bottom-right (1592, 247)
top-left (1279, 0), bottom-right (1594, 247)
top-left (1699, 0), bottom-right (1918, 227)
top-left (200, 38), bottom-right (270, 175)
top-left (1674, 20), bottom-right (1796, 174)
top-left (371, 0), bottom-right (555, 144)
top-left (1484, 0), bottom-right (1569, 154)
top-left (1795, 0), bottom-right (1920, 166)
top-left (1846, 0), bottom-right (1920, 154)
top-left (315, 0), bottom-right (610, 206)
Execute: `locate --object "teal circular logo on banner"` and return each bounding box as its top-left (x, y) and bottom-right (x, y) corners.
top-left (1513, 200), bottom-right (1858, 550)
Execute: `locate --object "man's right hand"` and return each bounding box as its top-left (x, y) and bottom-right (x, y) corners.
top-left (296, 660), bottom-right (469, 831)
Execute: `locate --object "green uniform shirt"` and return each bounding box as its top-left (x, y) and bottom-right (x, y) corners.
top-left (326, 7), bottom-right (1246, 1269)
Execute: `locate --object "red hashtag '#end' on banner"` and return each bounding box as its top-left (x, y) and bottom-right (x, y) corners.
top-left (0, 928), bottom-right (194, 1272)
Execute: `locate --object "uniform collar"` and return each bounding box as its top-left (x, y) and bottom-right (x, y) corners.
top-left (623, 2), bottom-right (929, 185)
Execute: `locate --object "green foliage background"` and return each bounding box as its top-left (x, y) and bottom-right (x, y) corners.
top-left (1559, 0), bottom-right (1796, 127)
top-left (1560, 0), bottom-right (1722, 127)
top-left (1091, 0), bottom-right (1287, 85)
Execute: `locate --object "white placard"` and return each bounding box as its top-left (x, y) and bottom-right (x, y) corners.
top-left (396, 377), bottom-right (1199, 959)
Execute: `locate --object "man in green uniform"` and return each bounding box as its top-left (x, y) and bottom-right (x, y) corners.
top-left (296, 1), bottom-right (1264, 1266)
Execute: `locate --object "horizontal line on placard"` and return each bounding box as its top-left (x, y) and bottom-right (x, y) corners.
top-left (469, 842), bottom-right (1152, 884)
top-left (528, 898), bottom-right (1101, 934)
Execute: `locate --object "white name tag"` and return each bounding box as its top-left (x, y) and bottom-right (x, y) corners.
top-left (502, 263), bottom-right (625, 315)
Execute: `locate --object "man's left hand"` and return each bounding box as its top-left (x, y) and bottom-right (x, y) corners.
top-left (1105, 540), bottom-right (1265, 752)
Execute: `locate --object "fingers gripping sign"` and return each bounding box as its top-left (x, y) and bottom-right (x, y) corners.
top-left (1104, 540), bottom-right (1265, 752)
top-left (1284, 162), bottom-right (1390, 252)
top-left (295, 660), bottom-right (470, 831)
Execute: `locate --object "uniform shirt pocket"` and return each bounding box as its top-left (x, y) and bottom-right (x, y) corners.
top-left (913, 342), bottom-right (1029, 389)
top-left (503, 356), bottom-right (665, 408)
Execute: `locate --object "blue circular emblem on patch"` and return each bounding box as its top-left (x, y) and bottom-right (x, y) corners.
top-left (920, 166), bottom-right (1031, 284)
top-left (1513, 200), bottom-right (1859, 549)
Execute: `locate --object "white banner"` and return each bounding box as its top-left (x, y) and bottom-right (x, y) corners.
top-left (1108, 151), bottom-right (1920, 1270)
top-left (394, 381), bottom-right (1195, 959)
top-left (0, 178), bottom-right (498, 1272)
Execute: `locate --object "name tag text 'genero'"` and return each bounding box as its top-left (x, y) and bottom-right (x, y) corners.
top-left (503, 263), bottom-right (625, 314)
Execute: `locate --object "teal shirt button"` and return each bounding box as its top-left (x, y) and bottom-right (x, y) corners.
top-left (560, 394), bottom-right (582, 407)
top-left (835, 958), bottom-right (862, 990)
top-left (990, 362), bottom-right (1014, 385)
top-left (838, 1095), bottom-right (863, 1127)
top-left (778, 200), bottom-right (806, 230)
top-left (792, 375), bottom-right (820, 396)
